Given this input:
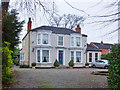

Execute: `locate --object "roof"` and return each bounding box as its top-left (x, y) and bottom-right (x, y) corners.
top-left (91, 42), bottom-right (113, 49)
top-left (22, 26), bottom-right (87, 40)
top-left (87, 44), bottom-right (102, 52)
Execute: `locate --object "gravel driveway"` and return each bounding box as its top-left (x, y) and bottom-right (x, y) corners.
top-left (10, 66), bottom-right (108, 88)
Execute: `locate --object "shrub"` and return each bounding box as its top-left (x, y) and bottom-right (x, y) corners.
top-left (54, 59), bottom-right (60, 67)
top-left (32, 62), bottom-right (36, 66)
top-left (68, 60), bottom-right (74, 67)
top-left (20, 65), bottom-right (29, 68)
top-left (85, 62), bottom-right (89, 66)
top-left (107, 44), bottom-right (120, 88)
top-left (2, 41), bottom-right (13, 86)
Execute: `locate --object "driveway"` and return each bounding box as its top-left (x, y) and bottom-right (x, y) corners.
top-left (10, 66), bottom-right (108, 88)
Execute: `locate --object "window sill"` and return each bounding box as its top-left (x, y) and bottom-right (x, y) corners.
top-left (36, 62), bottom-right (52, 65)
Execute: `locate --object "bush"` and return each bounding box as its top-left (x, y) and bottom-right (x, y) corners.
top-left (68, 60), bottom-right (74, 67)
top-left (101, 53), bottom-right (110, 60)
top-left (20, 65), bottom-right (29, 68)
top-left (2, 42), bottom-right (13, 86)
top-left (107, 44), bottom-right (120, 88)
top-left (54, 59), bottom-right (60, 67)
top-left (85, 62), bottom-right (89, 66)
top-left (32, 62), bottom-right (36, 66)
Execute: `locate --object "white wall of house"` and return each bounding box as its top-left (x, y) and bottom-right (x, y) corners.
top-left (23, 28), bottom-right (87, 67)
top-left (87, 51), bottom-right (101, 65)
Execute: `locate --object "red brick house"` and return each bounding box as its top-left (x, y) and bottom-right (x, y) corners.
top-left (90, 41), bottom-right (113, 54)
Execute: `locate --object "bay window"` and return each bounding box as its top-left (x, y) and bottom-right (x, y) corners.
top-left (36, 49), bottom-right (50, 63)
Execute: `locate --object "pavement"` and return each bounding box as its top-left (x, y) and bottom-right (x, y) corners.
top-left (10, 65), bottom-right (108, 88)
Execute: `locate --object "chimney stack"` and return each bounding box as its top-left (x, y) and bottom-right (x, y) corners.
top-left (76, 25), bottom-right (81, 34)
top-left (101, 41), bottom-right (103, 45)
top-left (27, 18), bottom-right (32, 32)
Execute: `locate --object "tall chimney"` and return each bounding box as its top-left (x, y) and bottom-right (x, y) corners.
top-left (76, 25), bottom-right (81, 34)
top-left (27, 18), bottom-right (32, 32)
top-left (101, 41), bottom-right (103, 45)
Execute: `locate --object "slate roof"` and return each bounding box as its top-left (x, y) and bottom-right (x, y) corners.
top-left (91, 42), bottom-right (113, 49)
top-left (87, 44), bottom-right (102, 52)
top-left (32, 26), bottom-right (87, 36)
top-left (23, 26), bottom-right (87, 40)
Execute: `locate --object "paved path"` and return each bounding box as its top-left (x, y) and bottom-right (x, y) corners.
top-left (10, 65), bottom-right (108, 88)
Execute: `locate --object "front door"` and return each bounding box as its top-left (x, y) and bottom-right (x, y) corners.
top-left (58, 50), bottom-right (63, 64)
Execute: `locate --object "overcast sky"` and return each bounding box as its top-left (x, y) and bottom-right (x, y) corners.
top-left (9, 0), bottom-right (118, 48)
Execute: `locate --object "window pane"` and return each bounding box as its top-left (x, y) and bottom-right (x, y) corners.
top-left (95, 53), bottom-right (98, 60)
top-left (76, 52), bottom-right (81, 62)
top-left (71, 37), bottom-right (74, 46)
top-left (71, 51), bottom-right (74, 60)
top-left (89, 53), bottom-right (92, 62)
top-left (58, 36), bottom-right (63, 46)
top-left (42, 50), bottom-right (49, 62)
top-left (38, 34), bottom-right (41, 44)
top-left (37, 50), bottom-right (40, 62)
top-left (76, 37), bottom-right (80, 46)
top-left (43, 34), bottom-right (48, 44)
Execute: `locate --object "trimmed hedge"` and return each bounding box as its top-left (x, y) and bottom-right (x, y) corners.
top-left (68, 60), bottom-right (74, 67)
top-left (54, 59), bottom-right (60, 67)
top-left (31, 62), bottom-right (36, 66)
top-left (20, 65), bottom-right (29, 68)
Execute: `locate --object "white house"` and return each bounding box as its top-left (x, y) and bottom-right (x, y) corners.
top-left (20, 18), bottom-right (88, 67)
top-left (86, 44), bottom-right (102, 66)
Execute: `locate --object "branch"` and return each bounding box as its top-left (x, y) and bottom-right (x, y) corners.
top-left (64, 0), bottom-right (90, 16)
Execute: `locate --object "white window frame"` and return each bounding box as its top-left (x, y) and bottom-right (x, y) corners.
top-left (57, 36), bottom-right (64, 46)
top-left (36, 48), bottom-right (51, 63)
top-left (70, 50), bottom-right (82, 63)
top-left (70, 34), bottom-right (82, 47)
top-left (71, 37), bottom-right (74, 47)
top-left (76, 51), bottom-right (82, 63)
top-left (37, 32), bottom-right (51, 46)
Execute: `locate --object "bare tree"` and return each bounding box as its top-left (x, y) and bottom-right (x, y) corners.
top-left (49, 14), bottom-right (85, 29)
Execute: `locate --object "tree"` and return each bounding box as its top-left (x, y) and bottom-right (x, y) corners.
top-left (2, 9), bottom-right (24, 53)
top-left (107, 44), bottom-right (120, 88)
top-left (49, 14), bottom-right (85, 29)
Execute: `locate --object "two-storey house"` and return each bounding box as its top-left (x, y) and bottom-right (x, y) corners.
top-left (20, 18), bottom-right (87, 67)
